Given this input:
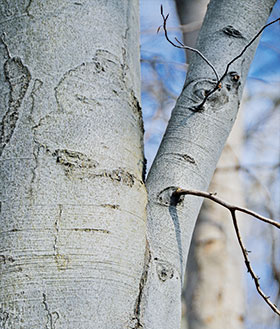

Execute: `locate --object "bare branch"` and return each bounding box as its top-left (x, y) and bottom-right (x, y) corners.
top-left (174, 188), bottom-right (280, 229)
top-left (173, 188), bottom-right (280, 316)
top-left (197, 16), bottom-right (280, 108)
top-left (231, 210), bottom-right (280, 317)
top-left (160, 4), bottom-right (280, 110)
top-left (160, 5), bottom-right (219, 82)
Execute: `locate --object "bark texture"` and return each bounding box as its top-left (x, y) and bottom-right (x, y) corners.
top-left (0, 1), bottom-right (146, 328)
top-left (141, 1), bottom-right (276, 328)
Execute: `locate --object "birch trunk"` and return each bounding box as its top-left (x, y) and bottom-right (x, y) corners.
top-left (174, 1), bottom-right (245, 328)
top-left (0, 1), bottom-right (146, 328)
top-left (141, 1), bottom-right (276, 328)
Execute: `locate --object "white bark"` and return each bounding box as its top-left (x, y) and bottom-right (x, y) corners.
top-left (141, 1), bottom-right (276, 328)
top-left (0, 1), bottom-right (146, 328)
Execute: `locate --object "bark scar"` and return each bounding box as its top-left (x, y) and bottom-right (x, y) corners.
top-left (222, 25), bottom-right (245, 39)
top-left (0, 57), bottom-right (31, 156)
top-left (0, 308), bottom-right (9, 328)
top-left (42, 293), bottom-right (60, 329)
top-left (131, 240), bottom-right (151, 328)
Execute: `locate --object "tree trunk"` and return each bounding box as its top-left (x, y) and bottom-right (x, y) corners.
top-left (140, 1), bottom-right (275, 328)
top-left (0, 1), bottom-right (146, 328)
top-left (0, 0), bottom-right (276, 328)
top-left (183, 113), bottom-right (246, 329)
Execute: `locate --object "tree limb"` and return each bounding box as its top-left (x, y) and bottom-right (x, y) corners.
top-left (160, 5), bottom-right (280, 110)
top-left (173, 188), bottom-right (280, 316)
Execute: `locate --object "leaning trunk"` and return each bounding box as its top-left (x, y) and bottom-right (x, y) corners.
top-left (140, 1), bottom-right (276, 328)
top-left (174, 1), bottom-right (245, 328)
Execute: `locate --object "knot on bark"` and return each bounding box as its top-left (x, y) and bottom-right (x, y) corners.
top-left (155, 261), bottom-right (174, 282)
top-left (157, 186), bottom-right (184, 207)
top-left (222, 25), bottom-right (245, 39)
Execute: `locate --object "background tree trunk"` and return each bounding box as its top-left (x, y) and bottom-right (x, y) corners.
top-left (182, 113), bottom-right (246, 329)
top-left (0, 1), bottom-right (146, 328)
top-left (175, 0), bottom-right (209, 62)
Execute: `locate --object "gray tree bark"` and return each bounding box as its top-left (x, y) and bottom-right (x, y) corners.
top-left (0, 0), bottom-right (276, 328)
top-left (0, 1), bottom-right (146, 328)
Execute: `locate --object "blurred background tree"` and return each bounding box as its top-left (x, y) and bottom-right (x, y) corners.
top-left (140, 1), bottom-right (280, 328)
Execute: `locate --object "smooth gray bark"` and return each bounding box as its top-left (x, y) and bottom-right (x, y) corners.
top-left (0, 1), bottom-right (146, 328)
top-left (141, 1), bottom-right (276, 328)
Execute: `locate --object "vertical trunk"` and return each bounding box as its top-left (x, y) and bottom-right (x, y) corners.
top-left (175, 0), bottom-right (209, 62)
top-left (140, 1), bottom-right (276, 328)
top-left (184, 113), bottom-right (246, 329)
top-left (0, 1), bottom-right (146, 328)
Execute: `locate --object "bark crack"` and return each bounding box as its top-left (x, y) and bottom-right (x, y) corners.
top-left (29, 79), bottom-right (43, 119)
top-left (0, 308), bottom-right (9, 328)
top-left (25, 0), bottom-right (34, 17)
top-left (0, 57), bottom-right (31, 156)
top-left (72, 228), bottom-right (110, 234)
top-left (42, 293), bottom-right (59, 329)
top-left (53, 205), bottom-right (69, 270)
top-left (131, 240), bottom-right (151, 328)
top-left (53, 205), bottom-right (61, 258)
top-left (29, 141), bottom-right (40, 199)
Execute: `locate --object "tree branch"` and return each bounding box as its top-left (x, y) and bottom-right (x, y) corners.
top-left (198, 16), bottom-right (280, 109)
top-left (160, 5), bottom-right (219, 82)
top-left (173, 188), bottom-right (280, 316)
top-left (160, 5), bottom-right (280, 110)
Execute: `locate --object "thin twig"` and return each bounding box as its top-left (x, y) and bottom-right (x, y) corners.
top-left (174, 188), bottom-right (280, 229)
top-left (160, 4), bottom-right (280, 110)
top-left (142, 20), bottom-right (202, 35)
top-left (173, 188), bottom-right (280, 316)
top-left (160, 5), bottom-right (219, 82)
top-left (223, 17), bottom-right (280, 79)
top-left (197, 16), bottom-right (280, 108)
top-left (231, 210), bottom-right (280, 317)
